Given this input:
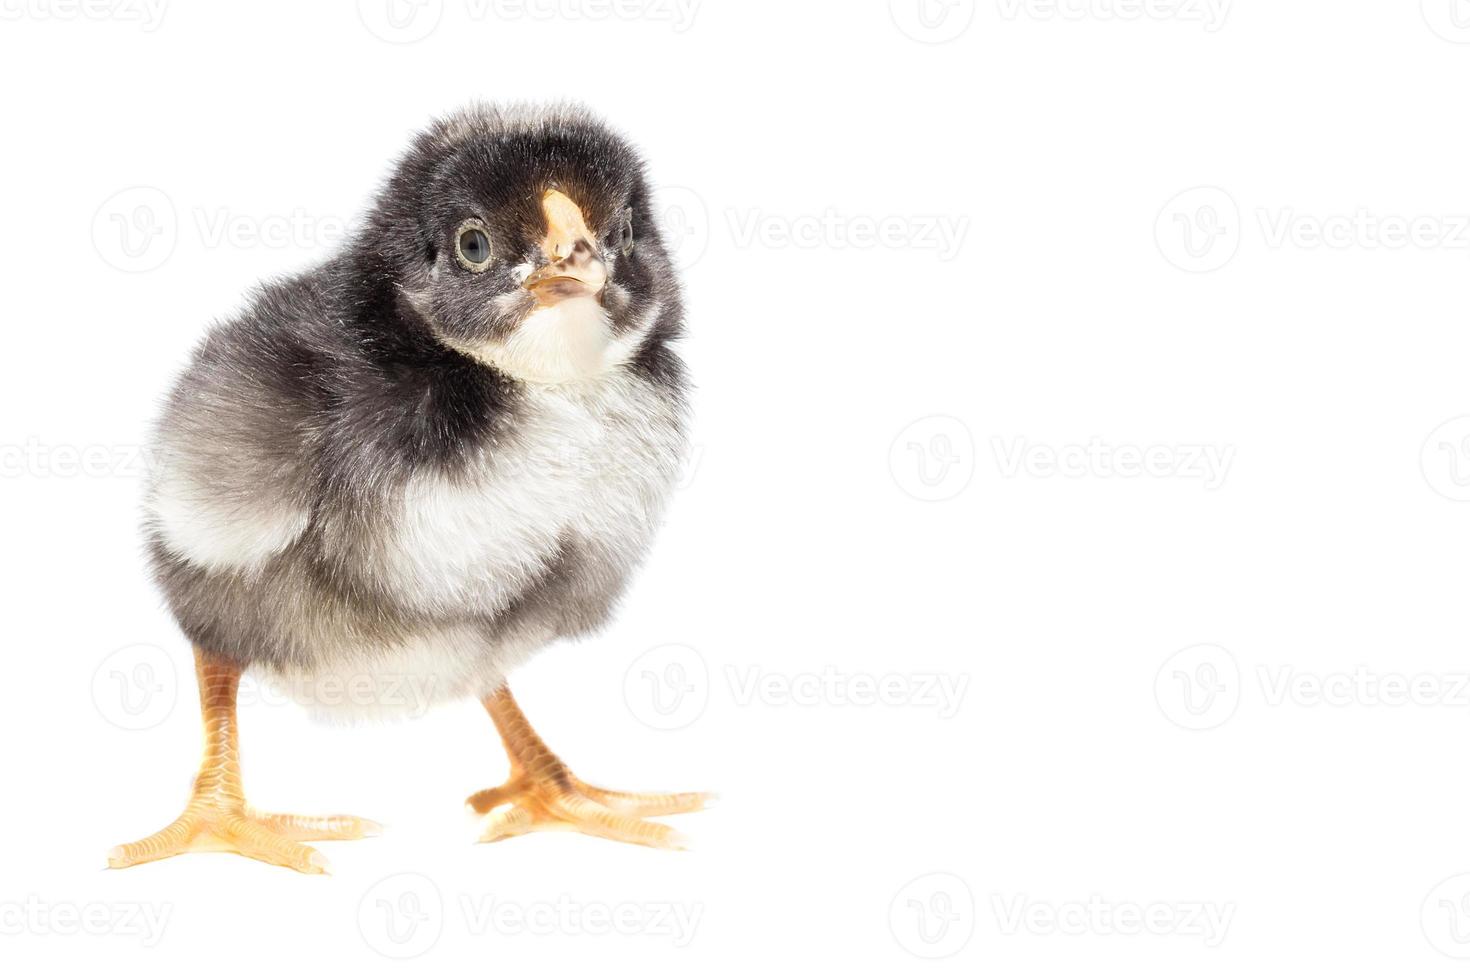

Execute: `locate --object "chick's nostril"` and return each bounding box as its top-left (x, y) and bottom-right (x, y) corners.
top-left (547, 238), bottom-right (593, 265)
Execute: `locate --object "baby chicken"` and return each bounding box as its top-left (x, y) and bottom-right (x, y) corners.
top-left (109, 103), bottom-right (709, 874)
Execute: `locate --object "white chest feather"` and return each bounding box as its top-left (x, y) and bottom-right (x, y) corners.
top-left (378, 371), bottom-right (684, 616)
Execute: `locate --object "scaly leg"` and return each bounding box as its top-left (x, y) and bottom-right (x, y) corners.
top-left (468, 686), bottom-right (713, 849)
top-left (108, 648), bottom-right (380, 874)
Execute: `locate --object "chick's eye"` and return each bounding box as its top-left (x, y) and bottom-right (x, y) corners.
top-left (454, 220), bottom-right (493, 271)
top-left (615, 209), bottom-right (634, 255)
top-left (461, 229), bottom-right (489, 263)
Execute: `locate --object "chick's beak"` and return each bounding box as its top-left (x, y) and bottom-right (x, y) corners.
top-left (524, 189), bottom-right (608, 305)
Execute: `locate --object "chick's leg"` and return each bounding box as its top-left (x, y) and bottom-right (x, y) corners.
top-left (468, 686), bottom-right (713, 849)
top-left (108, 648), bottom-right (380, 874)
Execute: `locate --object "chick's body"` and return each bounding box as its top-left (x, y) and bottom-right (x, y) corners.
top-left (143, 104), bottom-right (688, 716)
top-left (146, 287), bottom-right (684, 716)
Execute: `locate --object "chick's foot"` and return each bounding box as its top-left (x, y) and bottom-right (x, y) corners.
top-left (108, 803), bottom-right (378, 875)
top-left (468, 687), bottom-right (713, 849)
top-left (108, 649), bottom-right (380, 875)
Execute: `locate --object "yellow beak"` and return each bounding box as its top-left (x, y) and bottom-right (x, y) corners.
top-left (524, 188), bottom-right (608, 304)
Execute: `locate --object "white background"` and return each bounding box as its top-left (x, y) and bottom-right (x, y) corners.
top-left (3, 0), bottom-right (1470, 974)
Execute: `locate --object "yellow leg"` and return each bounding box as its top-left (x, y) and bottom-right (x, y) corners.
top-left (468, 686), bottom-right (713, 849)
top-left (108, 648), bottom-right (380, 874)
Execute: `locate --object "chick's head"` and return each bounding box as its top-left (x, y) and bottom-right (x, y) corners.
top-left (369, 103), bottom-right (676, 383)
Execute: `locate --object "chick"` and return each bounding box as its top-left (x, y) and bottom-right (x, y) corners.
top-left (109, 104), bottom-right (710, 874)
